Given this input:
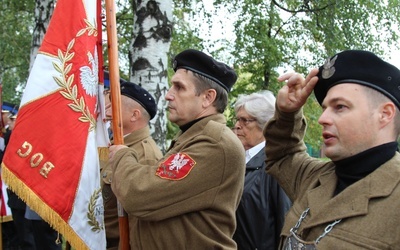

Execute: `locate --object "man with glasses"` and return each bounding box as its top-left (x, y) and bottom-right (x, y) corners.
top-left (232, 91), bottom-right (291, 250)
top-left (265, 50), bottom-right (400, 249)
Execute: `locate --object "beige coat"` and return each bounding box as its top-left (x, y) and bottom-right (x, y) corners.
top-left (101, 126), bottom-right (162, 250)
top-left (264, 108), bottom-right (400, 249)
top-left (111, 114), bottom-right (245, 249)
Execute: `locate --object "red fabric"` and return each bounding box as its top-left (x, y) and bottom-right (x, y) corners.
top-left (0, 175), bottom-right (8, 217)
top-left (2, 0), bottom-right (106, 248)
top-left (156, 153), bottom-right (196, 180)
top-left (3, 0), bottom-right (97, 223)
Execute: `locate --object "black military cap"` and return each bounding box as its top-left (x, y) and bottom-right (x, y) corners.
top-left (315, 50), bottom-right (400, 109)
top-left (173, 49), bottom-right (238, 92)
top-left (120, 81), bottom-right (157, 120)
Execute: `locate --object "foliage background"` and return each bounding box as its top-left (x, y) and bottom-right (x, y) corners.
top-left (1, 0), bottom-right (400, 150)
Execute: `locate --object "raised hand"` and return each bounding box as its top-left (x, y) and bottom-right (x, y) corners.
top-left (276, 68), bottom-right (319, 113)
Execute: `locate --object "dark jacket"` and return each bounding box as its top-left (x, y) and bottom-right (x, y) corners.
top-left (233, 148), bottom-right (291, 250)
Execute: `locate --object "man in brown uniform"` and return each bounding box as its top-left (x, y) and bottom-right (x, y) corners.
top-left (265, 50), bottom-right (400, 249)
top-left (101, 80), bottom-right (162, 249)
top-left (108, 49), bottom-right (245, 249)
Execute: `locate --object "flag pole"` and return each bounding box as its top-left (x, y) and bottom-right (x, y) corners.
top-left (104, 0), bottom-right (130, 249)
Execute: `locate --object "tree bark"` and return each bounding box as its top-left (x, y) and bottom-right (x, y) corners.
top-left (29, 0), bottom-right (55, 71)
top-left (130, 0), bottom-right (173, 153)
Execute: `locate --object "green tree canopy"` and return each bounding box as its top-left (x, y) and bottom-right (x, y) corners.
top-left (212, 0), bottom-right (400, 148)
top-left (0, 0), bottom-right (35, 103)
top-left (2, 0), bottom-right (400, 150)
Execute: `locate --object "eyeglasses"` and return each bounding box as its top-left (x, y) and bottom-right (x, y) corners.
top-left (234, 117), bottom-right (257, 126)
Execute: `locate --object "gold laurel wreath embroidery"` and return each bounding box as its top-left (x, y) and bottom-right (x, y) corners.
top-left (53, 19), bottom-right (103, 232)
top-left (77, 19), bottom-right (98, 37)
top-left (52, 18), bottom-right (98, 132)
top-left (87, 188), bottom-right (104, 232)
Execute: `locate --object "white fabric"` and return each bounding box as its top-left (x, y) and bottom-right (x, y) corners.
top-left (245, 141), bottom-right (265, 163)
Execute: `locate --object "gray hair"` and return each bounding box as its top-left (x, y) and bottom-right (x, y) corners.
top-left (234, 91), bottom-right (276, 129)
top-left (191, 71), bottom-right (229, 113)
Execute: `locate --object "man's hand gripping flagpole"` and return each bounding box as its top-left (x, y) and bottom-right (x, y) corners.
top-left (104, 0), bottom-right (130, 249)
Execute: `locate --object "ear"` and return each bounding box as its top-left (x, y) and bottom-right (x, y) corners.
top-left (202, 89), bottom-right (217, 108)
top-left (379, 102), bottom-right (396, 128)
top-left (130, 109), bottom-right (140, 122)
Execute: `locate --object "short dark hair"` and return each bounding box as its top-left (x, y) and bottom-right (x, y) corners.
top-left (363, 86), bottom-right (400, 137)
top-left (191, 71), bottom-right (228, 113)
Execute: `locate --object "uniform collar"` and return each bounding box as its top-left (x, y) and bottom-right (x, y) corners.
top-left (334, 142), bottom-right (397, 194)
top-left (123, 126), bottom-right (151, 146)
top-left (305, 153), bottom-right (400, 228)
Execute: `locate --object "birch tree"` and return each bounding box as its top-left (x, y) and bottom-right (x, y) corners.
top-left (29, 0), bottom-right (55, 71)
top-left (129, 0), bottom-right (173, 152)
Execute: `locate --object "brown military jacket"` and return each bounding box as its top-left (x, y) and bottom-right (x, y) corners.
top-left (264, 108), bottom-right (400, 249)
top-left (110, 114), bottom-right (245, 249)
top-left (101, 126), bottom-right (162, 250)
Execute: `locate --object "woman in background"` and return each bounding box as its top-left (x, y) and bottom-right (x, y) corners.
top-left (232, 91), bottom-right (291, 250)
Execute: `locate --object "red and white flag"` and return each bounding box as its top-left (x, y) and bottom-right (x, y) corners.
top-left (1, 0), bottom-right (107, 249)
top-left (0, 175), bottom-right (12, 223)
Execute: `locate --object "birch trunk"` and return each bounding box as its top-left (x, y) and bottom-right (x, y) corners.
top-left (130, 0), bottom-right (173, 152)
top-left (29, 0), bottom-right (55, 71)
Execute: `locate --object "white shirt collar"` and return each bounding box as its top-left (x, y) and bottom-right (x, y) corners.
top-left (245, 141), bottom-right (265, 163)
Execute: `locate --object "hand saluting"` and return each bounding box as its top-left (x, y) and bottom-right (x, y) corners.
top-left (276, 68), bottom-right (319, 113)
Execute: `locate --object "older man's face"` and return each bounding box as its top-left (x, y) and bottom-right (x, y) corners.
top-left (165, 69), bottom-right (206, 127)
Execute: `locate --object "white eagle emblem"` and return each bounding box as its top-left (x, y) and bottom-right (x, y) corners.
top-left (80, 47), bottom-right (99, 97)
top-left (321, 55), bottom-right (338, 79)
top-left (156, 153), bottom-right (196, 180)
top-left (169, 153), bottom-right (189, 172)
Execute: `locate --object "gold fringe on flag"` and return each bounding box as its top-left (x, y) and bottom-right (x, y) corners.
top-left (1, 164), bottom-right (90, 250)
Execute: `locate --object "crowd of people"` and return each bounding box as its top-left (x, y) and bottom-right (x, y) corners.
top-left (2, 48), bottom-right (400, 249)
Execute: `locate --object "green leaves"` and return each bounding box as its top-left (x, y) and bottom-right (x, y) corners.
top-left (0, 0), bottom-right (35, 103)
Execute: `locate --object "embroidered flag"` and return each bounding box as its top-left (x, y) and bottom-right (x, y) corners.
top-left (0, 175), bottom-right (12, 223)
top-left (1, 0), bottom-right (106, 249)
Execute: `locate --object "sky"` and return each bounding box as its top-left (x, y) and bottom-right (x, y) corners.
top-left (199, 0), bottom-right (400, 70)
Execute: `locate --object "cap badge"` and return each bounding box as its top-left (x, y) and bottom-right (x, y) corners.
top-left (321, 55), bottom-right (338, 79)
top-left (156, 153), bottom-right (196, 180)
top-left (173, 60), bottom-right (178, 70)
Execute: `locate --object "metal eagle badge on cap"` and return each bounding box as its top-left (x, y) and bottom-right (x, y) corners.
top-left (156, 153), bottom-right (196, 180)
top-left (321, 55), bottom-right (338, 79)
